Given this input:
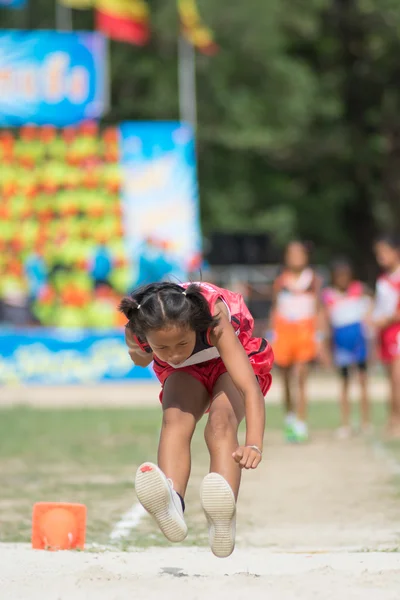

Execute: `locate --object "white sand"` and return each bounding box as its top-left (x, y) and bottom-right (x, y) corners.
top-left (2, 545), bottom-right (400, 600)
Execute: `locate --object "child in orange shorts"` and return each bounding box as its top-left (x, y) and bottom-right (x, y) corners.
top-left (270, 241), bottom-right (324, 442)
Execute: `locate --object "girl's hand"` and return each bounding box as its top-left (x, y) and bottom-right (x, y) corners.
top-left (125, 328), bottom-right (153, 367)
top-left (128, 349), bottom-right (153, 367)
top-left (232, 445), bottom-right (262, 469)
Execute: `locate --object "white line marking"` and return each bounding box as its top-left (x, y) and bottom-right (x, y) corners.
top-left (109, 503), bottom-right (147, 542)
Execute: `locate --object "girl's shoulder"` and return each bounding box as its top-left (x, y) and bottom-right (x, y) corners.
top-left (272, 271), bottom-right (286, 292)
top-left (188, 281), bottom-right (244, 300)
top-left (323, 281), bottom-right (367, 304)
top-left (286, 268), bottom-right (317, 293)
top-left (322, 286), bottom-right (339, 305)
top-left (186, 281), bottom-right (235, 315)
top-left (184, 281), bottom-right (221, 294)
top-left (347, 280), bottom-right (365, 296)
top-left (378, 268), bottom-right (400, 288)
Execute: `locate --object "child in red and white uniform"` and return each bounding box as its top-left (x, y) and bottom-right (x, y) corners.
top-left (119, 281), bottom-right (274, 558)
top-left (373, 235), bottom-right (400, 436)
top-left (322, 260), bottom-right (372, 438)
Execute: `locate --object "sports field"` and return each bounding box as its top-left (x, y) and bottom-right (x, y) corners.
top-left (1, 377), bottom-right (400, 599)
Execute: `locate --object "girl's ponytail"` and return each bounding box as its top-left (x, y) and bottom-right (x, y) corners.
top-left (119, 296), bottom-right (141, 321)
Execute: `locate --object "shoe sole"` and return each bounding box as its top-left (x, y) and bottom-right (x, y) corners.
top-left (135, 463), bottom-right (187, 543)
top-left (200, 473), bottom-right (236, 558)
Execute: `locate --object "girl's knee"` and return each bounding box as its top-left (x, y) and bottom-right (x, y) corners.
top-left (205, 408), bottom-right (238, 442)
top-left (162, 408), bottom-right (196, 437)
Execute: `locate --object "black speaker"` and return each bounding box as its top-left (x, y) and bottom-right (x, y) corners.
top-left (207, 233), bottom-right (276, 265)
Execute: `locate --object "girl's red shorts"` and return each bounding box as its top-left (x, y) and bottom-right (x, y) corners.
top-left (379, 323), bottom-right (400, 363)
top-left (152, 338), bottom-right (274, 404)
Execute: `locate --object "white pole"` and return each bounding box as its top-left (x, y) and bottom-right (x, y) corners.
top-left (178, 34), bottom-right (197, 130)
top-left (55, 2), bottom-right (73, 31)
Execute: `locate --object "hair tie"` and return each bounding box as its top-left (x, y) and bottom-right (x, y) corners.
top-left (136, 304), bottom-right (141, 310)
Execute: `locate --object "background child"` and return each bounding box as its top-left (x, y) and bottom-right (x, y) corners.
top-left (322, 259), bottom-right (372, 438)
top-left (269, 241), bottom-right (324, 443)
top-left (120, 281), bottom-right (274, 558)
top-left (373, 234), bottom-right (400, 437)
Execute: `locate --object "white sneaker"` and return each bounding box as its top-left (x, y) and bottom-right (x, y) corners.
top-left (200, 473), bottom-right (236, 558)
top-left (293, 419), bottom-right (309, 443)
top-left (135, 462), bottom-right (187, 542)
top-left (285, 412), bottom-right (296, 428)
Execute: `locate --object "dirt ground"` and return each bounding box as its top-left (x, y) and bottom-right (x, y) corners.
top-left (237, 431), bottom-right (400, 551)
top-left (3, 425), bottom-right (400, 598)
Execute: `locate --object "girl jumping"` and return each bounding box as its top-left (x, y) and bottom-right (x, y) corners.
top-left (119, 281), bottom-right (274, 558)
top-left (373, 234), bottom-right (400, 437)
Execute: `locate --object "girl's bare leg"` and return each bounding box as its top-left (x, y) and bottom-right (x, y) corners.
top-left (340, 372), bottom-right (350, 428)
top-left (358, 368), bottom-right (370, 428)
top-left (158, 372), bottom-right (209, 496)
top-left (296, 362), bottom-right (309, 423)
top-left (204, 372), bottom-right (246, 499)
top-left (202, 372), bottom-right (247, 558)
top-left (135, 372), bottom-right (209, 544)
top-left (388, 359), bottom-right (400, 437)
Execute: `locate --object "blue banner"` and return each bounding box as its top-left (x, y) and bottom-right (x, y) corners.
top-left (120, 122), bottom-right (203, 284)
top-left (0, 328), bottom-right (156, 385)
top-left (0, 31), bottom-right (108, 126)
top-left (0, 0), bottom-right (26, 7)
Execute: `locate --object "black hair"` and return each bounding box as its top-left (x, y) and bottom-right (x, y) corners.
top-left (282, 240), bottom-right (313, 266)
top-left (330, 257), bottom-right (353, 273)
top-left (330, 257), bottom-right (353, 283)
top-left (285, 239), bottom-right (313, 255)
top-left (119, 282), bottom-right (220, 339)
top-left (374, 233), bottom-right (400, 250)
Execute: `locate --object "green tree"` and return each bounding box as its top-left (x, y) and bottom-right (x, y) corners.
top-left (3, 0), bottom-right (400, 278)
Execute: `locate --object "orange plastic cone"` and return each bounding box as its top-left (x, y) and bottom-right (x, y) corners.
top-left (32, 502), bottom-right (87, 551)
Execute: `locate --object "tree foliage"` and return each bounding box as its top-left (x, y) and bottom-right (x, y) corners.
top-left (2, 0), bottom-right (400, 277)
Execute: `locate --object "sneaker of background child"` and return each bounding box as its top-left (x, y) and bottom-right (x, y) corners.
top-left (200, 473), bottom-right (236, 558)
top-left (284, 412), bottom-right (297, 442)
top-left (293, 419), bottom-right (309, 443)
top-left (135, 462), bottom-right (187, 542)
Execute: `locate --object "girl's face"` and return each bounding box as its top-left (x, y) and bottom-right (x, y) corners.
top-left (333, 265), bottom-right (352, 291)
top-left (285, 242), bottom-right (309, 272)
top-left (374, 241), bottom-right (400, 271)
top-left (146, 325), bottom-right (196, 366)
